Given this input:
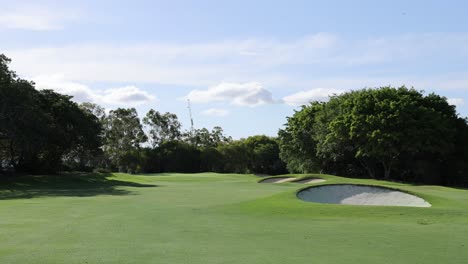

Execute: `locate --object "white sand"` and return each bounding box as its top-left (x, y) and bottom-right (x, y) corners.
top-left (294, 178), bottom-right (326, 184)
top-left (297, 184), bottom-right (431, 207)
top-left (260, 177), bottom-right (297, 183)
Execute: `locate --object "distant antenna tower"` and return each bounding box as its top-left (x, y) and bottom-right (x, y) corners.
top-left (187, 99), bottom-right (194, 135)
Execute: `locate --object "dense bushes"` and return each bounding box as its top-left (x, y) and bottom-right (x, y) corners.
top-left (131, 138), bottom-right (286, 175)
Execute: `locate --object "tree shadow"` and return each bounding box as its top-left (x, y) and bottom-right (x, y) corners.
top-left (0, 173), bottom-right (157, 200)
top-left (137, 173), bottom-right (176, 177)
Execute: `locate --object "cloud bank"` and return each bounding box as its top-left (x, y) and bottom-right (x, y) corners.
top-left (33, 74), bottom-right (155, 106)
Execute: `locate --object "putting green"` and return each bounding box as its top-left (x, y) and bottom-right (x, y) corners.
top-left (1, 173), bottom-right (467, 264)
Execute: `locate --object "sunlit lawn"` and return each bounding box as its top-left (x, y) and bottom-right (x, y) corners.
top-left (1, 172), bottom-right (467, 263)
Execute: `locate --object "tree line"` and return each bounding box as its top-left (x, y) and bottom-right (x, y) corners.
top-left (0, 55), bottom-right (287, 176)
top-left (2, 54), bottom-right (467, 185)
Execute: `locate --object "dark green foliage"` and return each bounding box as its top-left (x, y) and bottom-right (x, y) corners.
top-left (0, 79), bottom-right (47, 172)
top-left (158, 141), bottom-right (201, 173)
top-left (210, 136), bottom-right (286, 175)
top-left (199, 147), bottom-right (224, 172)
top-left (0, 55), bottom-right (102, 174)
top-left (35, 90), bottom-right (103, 173)
top-left (139, 147), bottom-right (161, 173)
top-left (244, 135), bottom-right (287, 175)
top-left (0, 54), bottom-right (14, 85)
top-left (217, 140), bottom-right (250, 173)
top-left (278, 102), bottom-right (325, 173)
top-left (279, 86), bottom-right (468, 185)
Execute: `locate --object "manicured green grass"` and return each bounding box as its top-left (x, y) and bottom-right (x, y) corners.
top-left (1, 172), bottom-right (468, 263)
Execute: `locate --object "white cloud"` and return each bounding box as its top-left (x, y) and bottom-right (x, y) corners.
top-left (185, 82), bottom-right (275, 107)
top-left (33, 74), bottom-right (155, 106)
top-left (100, 86), bottom-right (156, 106)
top-left (0, 5), bottom-right (80, 31)
top-left (201, 108), bottom-right (230, 117)
top-left (448, 98), bottom-right (464, 107)
top-left (282, 88), bottom-right (345, 106)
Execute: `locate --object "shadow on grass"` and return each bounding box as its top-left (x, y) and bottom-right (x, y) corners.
top-left (0, 173), bottom-right (157, 200)
top-left (136, 173), bottom-right (177, 177)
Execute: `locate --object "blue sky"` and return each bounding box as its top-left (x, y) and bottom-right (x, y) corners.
top-left (1, 0), bottom-right (468, 138)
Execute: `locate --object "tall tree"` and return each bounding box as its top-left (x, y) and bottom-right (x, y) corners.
top-left (0, 79), bottom-right (47, 172)
top-left (321, 87), bottom-right (458, 179)
top-left (143, 110), bottom-right (181, 148)
top-left (278, 102), bottom-right (325, 173)
top-left (35, 90), bottom-right (103, 172)
top-left (103, 108), bottom-right (147, 172)
top-left (1, 54), bottom-right (103, 173)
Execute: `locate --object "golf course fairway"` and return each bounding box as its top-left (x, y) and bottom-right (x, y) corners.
top-left (1, 172), bottom-right (467, 264)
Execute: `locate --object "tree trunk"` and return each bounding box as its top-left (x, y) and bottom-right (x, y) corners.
top-left (359, 159), bottom-right (376, 178)
top-left (382, 161), bottom-right (393, 179)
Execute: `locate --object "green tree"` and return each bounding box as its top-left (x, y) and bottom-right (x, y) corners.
top-left (1, 55), bottom-right (102, 173)
top-left (217, 140), bottom-right (250, 173)
top-left (190, 126), bottom-right (232, 148)
top-left (143, 110), bottom-right (181, 148)
top-left (0, 79), bottom-right (47, 172)
top-left (36, 90), bottom-right (103, 172)
top-left (244, 135), bottom-right (286, 175)
top-left (188, 126), bottom-right (232, 172)
top-left (322, 87), bottom-right (458, 179)
top-left (103, 108), bottom-right (147, 172)
top-left (278, 102), bottom-right (325, 173)
top-left (279, 86), bottom-right (468, 183)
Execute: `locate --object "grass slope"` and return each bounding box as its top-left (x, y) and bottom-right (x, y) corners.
top-left (1, 173), bottom-right (467, 264)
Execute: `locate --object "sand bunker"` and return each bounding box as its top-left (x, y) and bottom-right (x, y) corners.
top-left (297, 184), bottom-right (431, 207)
top-left (260, 177), bottom-right (297, 183)
top-left (294, 178), bottom-right (326, 184)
